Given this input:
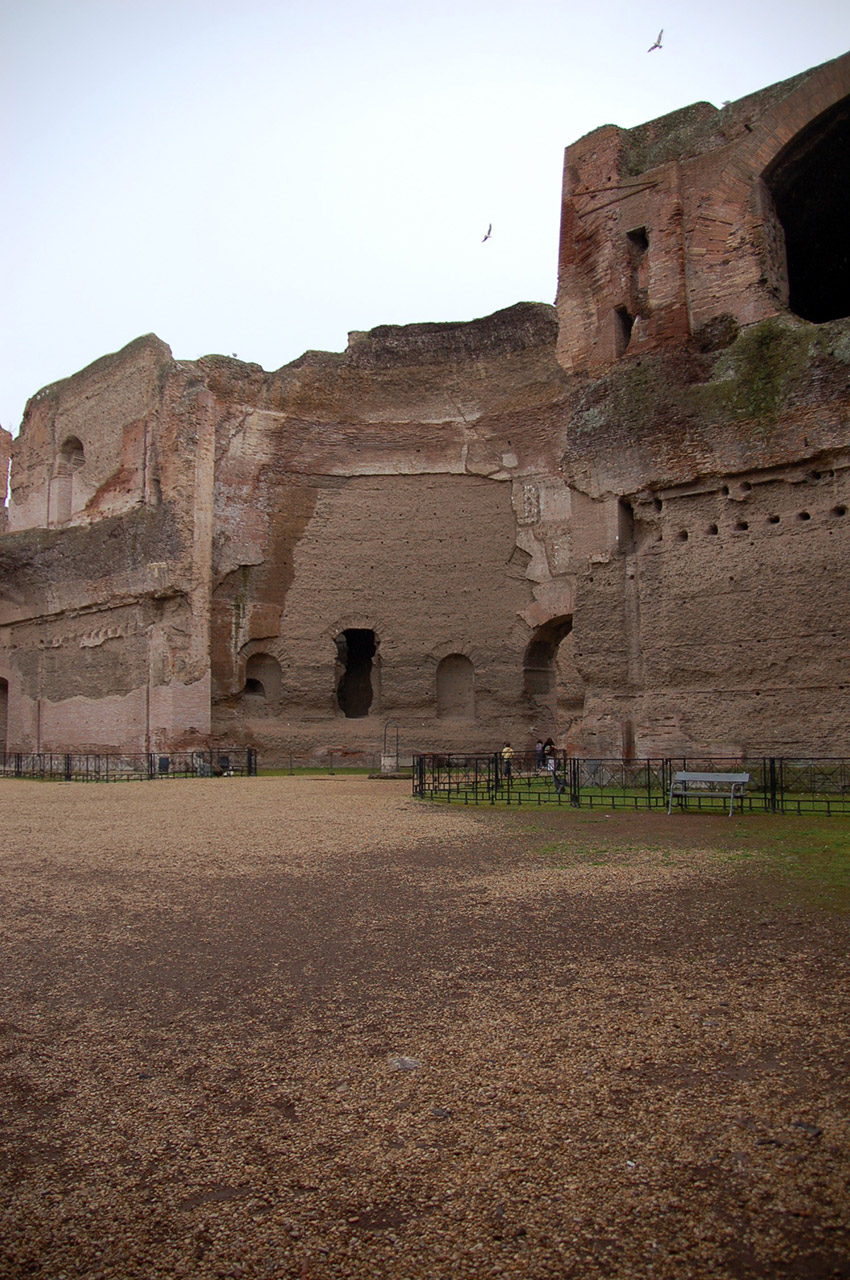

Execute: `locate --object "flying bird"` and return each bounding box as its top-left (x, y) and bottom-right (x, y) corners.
top-left (647, 28), bottom-right (663, 51)
top-left (482, 224), bottom-right (492, 242)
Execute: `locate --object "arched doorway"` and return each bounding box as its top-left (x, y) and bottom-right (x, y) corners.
top-left (764, 95), bottom-right (850, 323)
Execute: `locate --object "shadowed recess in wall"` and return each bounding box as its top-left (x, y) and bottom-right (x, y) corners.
top-left (335, 629), bottom-right (377, 718)
top-left (523, 616), bottom-right (573, 700)
top-left (765, 94), bottom-right (850, 324)
top-left (243, 653), bottom-right (281, 702)
top-left (51, 436), bottom-right (85, 525)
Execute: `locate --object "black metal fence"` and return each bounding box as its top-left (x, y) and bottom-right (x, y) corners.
top-left (412, 753), bottom-right (850, 815)
top-left (0, 747), bottom-right (258, 782)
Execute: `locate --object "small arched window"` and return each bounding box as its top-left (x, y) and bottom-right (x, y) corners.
top-left (59, 437), bottom-right (85, 471)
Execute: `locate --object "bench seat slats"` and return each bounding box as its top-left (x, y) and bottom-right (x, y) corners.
top-left (668, 770), bottom-right (750, 816)
top-left (673, 772), bottom-right (749, 784)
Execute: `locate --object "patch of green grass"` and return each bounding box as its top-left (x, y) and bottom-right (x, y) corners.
top-left (534, 838), bottom-right (689, 870)
top-left (728, 816), bottom-right (850, 903)
top-left (258, 766), bottom-right (376, 777)
top-left (534, 813), bottom-right (850, 911)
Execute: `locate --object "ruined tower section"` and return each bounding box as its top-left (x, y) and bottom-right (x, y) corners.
top-left (0, 337), bottom-right (216, 753)
top-left (556, 51), bottom-right (850, 370)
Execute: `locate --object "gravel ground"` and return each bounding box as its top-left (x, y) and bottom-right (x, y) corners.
top-left (1, 776), bottom-right (848, 1280)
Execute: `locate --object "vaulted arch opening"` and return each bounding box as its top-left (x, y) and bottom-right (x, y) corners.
top-left (523, 615), bottom-right (573, 698)
top-left (765, 95), bottom-right (850, 323)
top-left (60, 436), bottom-right (85, 469)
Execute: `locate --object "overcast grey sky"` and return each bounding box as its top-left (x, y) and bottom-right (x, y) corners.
top-left (1, 0), bottom-right (847, 433)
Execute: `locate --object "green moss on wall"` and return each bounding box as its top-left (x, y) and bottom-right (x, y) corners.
top-left (718, 319), bottom-right (811, 424)
top-left (568, 315), bottom-right (850, 461)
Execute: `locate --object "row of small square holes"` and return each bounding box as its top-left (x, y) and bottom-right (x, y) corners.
top-left (675, 505), bottom-right (848, 539)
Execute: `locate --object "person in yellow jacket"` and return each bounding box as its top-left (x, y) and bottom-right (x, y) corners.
top-left (501, 742), bottom-right (514, 779)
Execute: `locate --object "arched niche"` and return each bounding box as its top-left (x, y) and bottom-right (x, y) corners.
top-left (243, 652), bottom-right (281, 702)
top-left (52, 436), bottom-right (86, 524)
top-left (436, 654), bottom-right (475, 719)
top-left (764, 94), bottom-right (850, 323)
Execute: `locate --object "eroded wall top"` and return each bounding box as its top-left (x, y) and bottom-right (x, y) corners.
top-left (8, 334), bottom-right (173, 532)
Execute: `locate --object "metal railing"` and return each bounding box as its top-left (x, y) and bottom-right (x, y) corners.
top-left (412, 753), bottom-right (850, 814)
top-left (0, 747), bottom-right (258, 782)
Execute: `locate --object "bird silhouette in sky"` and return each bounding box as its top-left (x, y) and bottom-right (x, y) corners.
top-left (482, 224), bottom-right (492, 242)
top-left (648, 29), bottom-right (663, 51)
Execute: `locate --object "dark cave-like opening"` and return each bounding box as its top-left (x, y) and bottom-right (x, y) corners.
top-left (336, 629), bottom-right (376, 718)
top-left (523, 616), bottom-right (573, 698)
top-left (766, 95), bottom-right (850, 324)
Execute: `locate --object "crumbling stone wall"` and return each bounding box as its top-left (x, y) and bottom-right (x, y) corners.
top-left (1, 55), bottom-right (848, 761)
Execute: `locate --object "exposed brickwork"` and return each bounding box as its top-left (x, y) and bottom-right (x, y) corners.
top-left (556, 51), bottom-right (850, 370)
top-left (0, 58), bottom-right (848, 761)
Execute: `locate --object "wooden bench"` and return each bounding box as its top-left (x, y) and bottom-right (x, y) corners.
top-left (668, 771), bottom-right (750, 817)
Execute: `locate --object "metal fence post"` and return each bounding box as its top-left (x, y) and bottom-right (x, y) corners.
top-left (771, 756), bottom-right (780, 813)
top-left (569, 757), bottom-right (581, 807)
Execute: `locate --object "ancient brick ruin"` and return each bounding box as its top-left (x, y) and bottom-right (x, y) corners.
top-left (1, 52), bottom-right (849, 763)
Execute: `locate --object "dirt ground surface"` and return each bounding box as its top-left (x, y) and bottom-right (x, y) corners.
top-left (1, 776), bottom-right (849, 1280)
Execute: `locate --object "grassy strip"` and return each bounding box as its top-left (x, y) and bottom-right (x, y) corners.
top-left (529, 812), bottom-right (850, 912)
top-left (725, 814), bottom-right (850, 906)
top-left (258, 766), bottom-right (375, 777)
